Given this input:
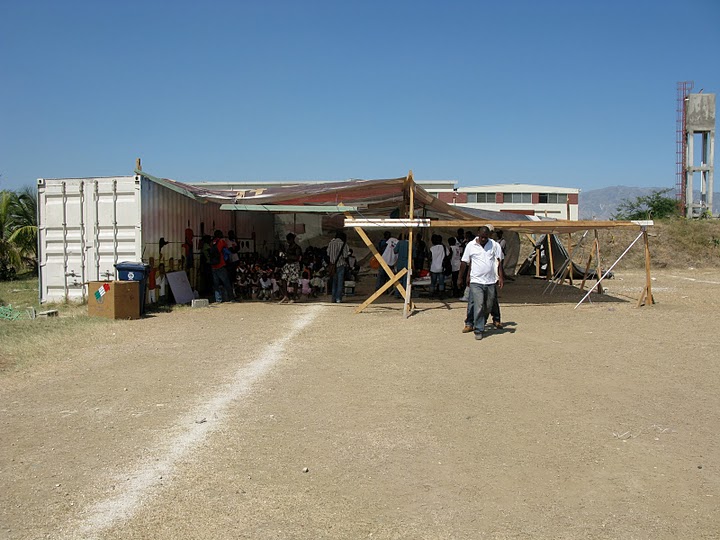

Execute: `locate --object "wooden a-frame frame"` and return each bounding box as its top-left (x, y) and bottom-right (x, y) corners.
top-left (339, 171), bottom-right (655, 316)
top-left (349, 171), bottom-right (418, 316)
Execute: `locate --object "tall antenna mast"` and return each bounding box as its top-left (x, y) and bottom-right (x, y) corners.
top-left (676, 81), bottom-right (694, 215)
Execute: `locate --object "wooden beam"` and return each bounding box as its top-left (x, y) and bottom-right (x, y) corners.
top-left (344, 218), bottom-right (653, 234)
top-left (355, 268), bottom-right (408, 314)
top-left (344, 218), bottom-right (433, 228)
top-left (221, 204), bottom-right (358, 213)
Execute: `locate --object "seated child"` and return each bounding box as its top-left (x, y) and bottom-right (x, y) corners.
top-left (258, 273), bottom-right (272, 300)
top-left (236, 273), bottom-right (250, 299)
top-left (300, 270), bottom-right (312, 301)
top-left (249, 271), bottom-right (260, 300)
top-left (310, 273), bottom-right (325, 297)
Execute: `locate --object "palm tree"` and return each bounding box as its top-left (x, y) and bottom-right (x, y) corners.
top-left (0, 190), bottom-right (21, 280)
top-left (0, 187), bottom-right (38, 279)
top-left (9, 186), bottom-right (38, 272)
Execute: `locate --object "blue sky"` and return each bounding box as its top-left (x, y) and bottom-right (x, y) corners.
top-left (1, 0), bottom-right (718, 192)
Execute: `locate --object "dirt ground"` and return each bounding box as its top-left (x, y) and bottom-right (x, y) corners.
top-left (1, 269), bottom-right (719, 539)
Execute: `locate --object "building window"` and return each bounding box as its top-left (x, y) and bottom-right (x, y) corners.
top-left (539, 193), bottom-right (568, 204)
top-left (479, 192), bottom-right (494, 203)
top-left (503, 192), bottom-right (531, 203)
top-left (467, 192), bottom-right (495, 203)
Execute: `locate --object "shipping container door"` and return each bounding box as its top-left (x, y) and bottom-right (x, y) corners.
top-left (37, 177), bottom-right (140, 303)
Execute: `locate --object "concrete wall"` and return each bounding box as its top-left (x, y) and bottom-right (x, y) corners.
top-left (687, 94), bottom-right (716, 131)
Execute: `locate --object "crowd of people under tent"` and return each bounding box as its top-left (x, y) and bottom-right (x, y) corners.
top-left (144, 226), bottom-right (507, 323)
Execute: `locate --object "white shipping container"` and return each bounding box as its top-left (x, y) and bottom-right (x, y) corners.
top-left (37, 174), bottom-right (274, 303)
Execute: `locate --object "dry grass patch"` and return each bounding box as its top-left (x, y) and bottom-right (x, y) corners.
top-left (0, 275), bottom-right (114, 373)
top-left (518, 220), bottom-right (720, 273)
top-left (0, 315), bottom-right (110, 373)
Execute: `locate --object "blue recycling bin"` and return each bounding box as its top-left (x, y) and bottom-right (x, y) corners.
top-left (115, 262), bottom-right (151, 315)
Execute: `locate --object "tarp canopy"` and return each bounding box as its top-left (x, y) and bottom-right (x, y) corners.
top-left (137, 170), bottom-right (480, 221)
top-left (138, 169), bottom-right (651, 235)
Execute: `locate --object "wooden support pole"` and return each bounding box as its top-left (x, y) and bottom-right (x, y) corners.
top-left (405, 172), bottom-right (415, 318)
top-left (557, 231), bottom-right (586, 287)
top-left (637, 229), bottom-right (655, 307)
top-left (566, 195), bottom-right (571, 220)
top-left (579, 243), bottom-right (594, 291)
top-left (593, 229), bottom-right (604, 294)
top-left (558, 243), bottom-right (573, 286)
top-left (547, 234), bottom-right (555, 279)
top-left (558, 260), bottom-right (571, 286)
top-left (567, 233), bottom-right (574, 285)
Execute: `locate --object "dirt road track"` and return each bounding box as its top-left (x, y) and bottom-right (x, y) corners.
top-left (1, 270), bottom-right (719, 539)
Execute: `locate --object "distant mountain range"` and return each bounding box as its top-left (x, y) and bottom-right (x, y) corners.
top-left (580, 186), bottom-right (720, 220)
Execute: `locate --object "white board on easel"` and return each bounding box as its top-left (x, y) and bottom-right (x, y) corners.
top-left (166, 271), bottom-right (194, 304)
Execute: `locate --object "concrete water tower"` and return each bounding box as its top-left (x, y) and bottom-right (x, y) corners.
top-left (684, 92), bottom-right (715, 217)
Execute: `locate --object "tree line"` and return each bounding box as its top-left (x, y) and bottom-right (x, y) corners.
top-left (1, 187), bottom-right (37, 280)
top-left (612, 188), bottom-right (680, 221)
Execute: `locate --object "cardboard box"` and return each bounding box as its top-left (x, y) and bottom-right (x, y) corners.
top-left (87, 281), bottom-right (141, 320)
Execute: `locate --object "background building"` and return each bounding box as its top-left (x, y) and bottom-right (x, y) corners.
top-left (188, 179), bottom-right (582, 221)
top-left (418, 181), bottom-right (580, 220)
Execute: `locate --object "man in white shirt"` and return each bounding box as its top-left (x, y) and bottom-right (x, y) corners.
top-left (458, 226), bottom-right (504, 341)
